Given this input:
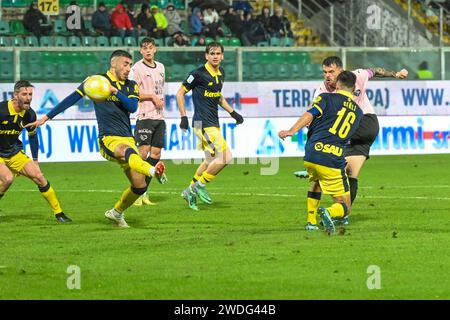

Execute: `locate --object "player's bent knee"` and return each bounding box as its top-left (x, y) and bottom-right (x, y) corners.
top-left (131, 186), bottom-right (147, 195)
top-left (1, 174), bottom-right (14, 188)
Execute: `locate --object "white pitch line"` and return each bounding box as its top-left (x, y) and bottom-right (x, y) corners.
top-left (8, 189), bottom-right (450, 200)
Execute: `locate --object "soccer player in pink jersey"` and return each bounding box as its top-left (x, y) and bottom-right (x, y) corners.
top-left (129, 37), bottom-right (168, 206)
top-left (299, 56), bottom-right (409, 230)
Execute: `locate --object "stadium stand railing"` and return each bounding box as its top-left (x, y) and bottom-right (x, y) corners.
top-left (1, 46), bottom-right (450, 83)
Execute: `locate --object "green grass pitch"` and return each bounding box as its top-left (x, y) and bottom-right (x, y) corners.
top-left (0, 154), bottom-right (449, 299)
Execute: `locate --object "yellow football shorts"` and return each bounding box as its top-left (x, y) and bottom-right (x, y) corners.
top-left (304, 161), bottom-right (350, 197)
top-left (99, 136), bottom-right (139, 170)
top-left (193, 126), bottom-right (227, 156)
top-left (0, 150), bottom-right (32, 175)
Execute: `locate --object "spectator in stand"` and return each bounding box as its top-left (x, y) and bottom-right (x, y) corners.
top-left (257, 6), bottom-right (272, 36)
top-left (171, 31), bottom-right (190, 47)
top-left (232, 1), bottom-right (252, 14)
top-left (23, 1), bottom-right (52, 38)
top-left (165, 3), bottom-right (183, 36)
top-left (190, 7), bottom-right (204, 36)
top-left (65, 1), bottom-right (89, 37)
top-left (126, 4), bottom-right (143, 36)
top-left (224, 7), bottom-right (251, 46)
top-left (243, 11), bottom-right (269, 45)
top-left (194, 36), bottom-right (206, 46)
top-left (137, 4), bottom-right (157, 37)
top-left (111, 3), bottom-right (135, 38)
top-left (92, 2), bottom-right (113, 36)
top-left (269, 7), bottom-right (293, 38)
top-left (203, 6), bottom-right (224, 38)
top-left (151, 5), bottom-right (168, 39)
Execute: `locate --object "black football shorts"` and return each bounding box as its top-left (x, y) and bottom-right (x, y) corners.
top-left (345, 114), bottom-right (379, 159)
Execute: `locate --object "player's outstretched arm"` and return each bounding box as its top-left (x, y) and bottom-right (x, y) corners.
top-left (219, 95), bottom-right (243, 124)
top-left (25, 91), bottom-right (83, 129)
top-left (373, 67), bottom-right (408, 79)
top-left (176, 86), bottom-right (189, 130)
top-left (278, 112), bottom-right (314, 140)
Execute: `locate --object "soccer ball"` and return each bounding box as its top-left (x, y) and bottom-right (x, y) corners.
top-left (83, 75), bottom-right (111, 102)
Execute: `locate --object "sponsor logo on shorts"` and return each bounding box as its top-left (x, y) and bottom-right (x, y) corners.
top-left (140, 134), bottom-right (148, 141)
top-left (314, 142), bottom-right (342, 156)
top-left (139, 128), bottom-right (153, 134)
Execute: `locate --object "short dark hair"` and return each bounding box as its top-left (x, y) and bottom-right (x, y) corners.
top-left (140, 37), bottom-right (156, 47)
top-left (110, 50), bottom-right (132, 61)
top-left (14, 80), bottom-right (34, 92)
top-left (336, 70), bottom-right (356, 89)
top-left (322, 56), bottom-right (343, 68)
top-left (205, 42), bottom-right (224, 54)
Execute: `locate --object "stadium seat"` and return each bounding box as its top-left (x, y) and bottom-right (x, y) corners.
top-left (109, 36), bottom-right (123, 47)
top-left (281, 37), bottom-right (294, 47)
top-left (54, 36), bottom-right (68, 47)
top-left (173, 0), bottom-right (185, 9)
top-left (245, 52), bottom-right (259, 65)
top-left (264, 64), bottom-right (277, 79)
top-left (242, 64), bottom-right (250, 80)
top-left (54, 19), bottom-right (68, 35)
top-left (217, 37), bottom-right (229, 46)
top-left (223, 65), bottom-right (236, 80)
top-left (12, 36), bottom-right (24, 46)
top-left (124, 36), bottom-right (137, 47)
top-left (298, 52), bottom-right (311, 65)
top-left (0, 65), bottom-right (13, 81)
top-left (0, 36), bottom-right (11, 47)
top-left (39, 36), bottom-right (53, 47)
top-left (154, 38), bottom-right (164, 47)
top-left (82, 36), bottom-right (95, 47)
top-left (205, 37), bottom-right (215, 45)
top-left (251, 64), bottom-right (264, 80)
top-left (269, 37), bottom-right (281, 46)
top-left (95, 51), bottom-right (110, 65)
top-left (0, 52), bottom-right (13, 64)
top-left (68, 36), bottom-right (81, 47)
top-left (256, 41), bottom-right (269, 47)
top-left (277, 64), bottom-right (291, 80)
top-left (25, 36), bottom-right (39, 47)
top-left (28, 63), bottom-right (43, 80)
top-left (22, 51), bottom-right (40, 64)
top-left (96, 36), bottom-right (109, 47)
top-left (72, 64), bottom-right (86, 80)
top-left (20, 64), bottom-right (29, 79)
top-left (0, 21), bottom-right (10, 35)
top-left (166, 64), bottom-right (185, 82)
top-left (42, 64), bottom-right (58, 80)
top-left (10, 20), bottom-right (27, 36)
top-left (58, 64), bottom-right (72, 81)
top-left (83, 20), bottom-right (94, 34)
top-left (229, 37), bottom-right (241, 46)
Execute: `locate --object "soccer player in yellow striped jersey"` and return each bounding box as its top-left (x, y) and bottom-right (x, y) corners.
top-left (0, 81), bottom-right (71, 223)
top-left (26, 50), bottom-right (166, 228)
top-left (279, 71), bottom-right (363, 234)
top-left (176, 42), bottom-right (244, 211)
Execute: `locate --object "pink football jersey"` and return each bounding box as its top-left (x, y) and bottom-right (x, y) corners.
top-left (129, 59), bottom-right (165, 120)
top-left (313, 69), bottom-right (375, 114)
